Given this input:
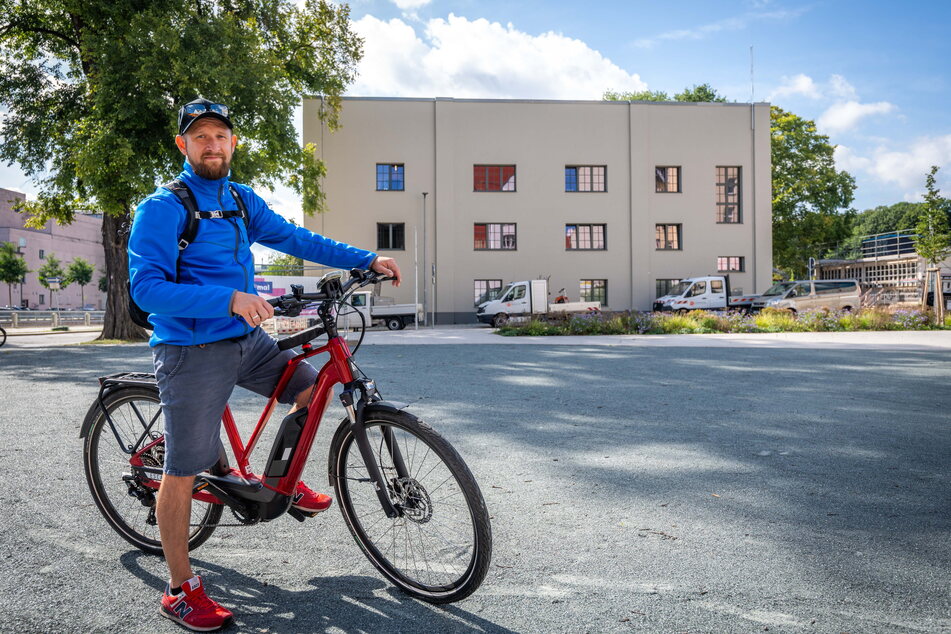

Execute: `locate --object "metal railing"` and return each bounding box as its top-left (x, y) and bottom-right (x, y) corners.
top-left (0, 310), bottom-right (105, 328)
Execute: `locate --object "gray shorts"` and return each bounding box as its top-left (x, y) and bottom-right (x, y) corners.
top-left (152, 327), bottom-right (319, 476)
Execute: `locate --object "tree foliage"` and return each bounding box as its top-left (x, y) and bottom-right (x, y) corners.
top-left (0, 242), bottom-right (30, 306)
top-left (770, 106), bottom-right (855, 277)
top-left (37, 253), bottom-right (68, 307)
top-left (915, 166), bottom-right (951, 267)
top-left (66, 256), bottom-right (94, 306)
top-left (603, 83), bottom-right (728, 103)
top-left (261, 252), bottom-right (304, 276)
top-left (0, 0), bottom-right (363, 338)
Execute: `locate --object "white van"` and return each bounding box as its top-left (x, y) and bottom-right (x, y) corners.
top-left (752, 279), bottom-right (861, 312)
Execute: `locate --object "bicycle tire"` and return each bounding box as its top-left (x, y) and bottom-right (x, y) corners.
top-left (0, 326), bottom-right (6, 347)
top-left (82, 386), bottom-right (222, 555)
top-left (328, 407), bottom-right (492, 603)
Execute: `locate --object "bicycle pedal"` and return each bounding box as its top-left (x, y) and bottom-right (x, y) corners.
top-left (287, 507), bottom-right (317, 522)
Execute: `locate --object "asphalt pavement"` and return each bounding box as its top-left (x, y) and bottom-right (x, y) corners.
top-left (0, 334), bottom-right (948, 632)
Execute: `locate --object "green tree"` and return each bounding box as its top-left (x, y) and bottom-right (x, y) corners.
top-left (603, 89), bottom-right (670, 102)
top-left (37, 253), bottom-right (69, 308)
top-left (604, 83), bottom-right (728, 103)
top-left (673, 83), bottom-right (728, 103)
top-left (261, 252), bottom-right (304, 276)
top-left (1, 0), bottom-right (363, 340)
top-left (841, 201), bottom-right (932, 257)
top-left (915, 166), bottom-right (950, 266)
top-left (0, 242), bottom-right (30, 307)
top-left (770, 107), bottom-right (856, 277)
top-left (98, 271), bottom-right (108, 293)
top-left (66, 256), bottom-right (94, 307)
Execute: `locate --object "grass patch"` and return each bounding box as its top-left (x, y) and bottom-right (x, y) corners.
top-left (79, 338), bottom-right (140, 345)
top-left (51, 326), bottom-right (70, 332)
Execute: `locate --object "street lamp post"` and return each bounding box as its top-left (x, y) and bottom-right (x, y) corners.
top-left (421, 192), bottom-right (428, 326)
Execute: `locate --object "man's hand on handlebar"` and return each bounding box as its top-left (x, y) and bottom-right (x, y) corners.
top-left (231, 291), bottom-right (275, 326)
top-left (371, 256), bottom-right (402, 287)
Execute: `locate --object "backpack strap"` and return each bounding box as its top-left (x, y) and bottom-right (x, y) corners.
top-left (228, 183), bottom-right (252, 235)
top-left (162, 179), bottom-right (201, 251)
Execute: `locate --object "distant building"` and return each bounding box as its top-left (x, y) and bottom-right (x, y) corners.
top-left (303, 97), bottom-right (772, 323)
top-left (0, 188), bottom-right (107, 309)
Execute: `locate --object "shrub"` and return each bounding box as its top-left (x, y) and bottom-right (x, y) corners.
top-left (658, 313), bottom-right (701, 334)
top-left (798, 309), bottom-right (843, 332)
top-left (754, 307), bottom-right (802, 332)
top-left (891, 308), bottom-right (932, 330)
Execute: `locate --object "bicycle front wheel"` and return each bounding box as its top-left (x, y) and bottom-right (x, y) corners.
top-left (82, 387), bottom-right (222, 555)
top-left (329, 407), bottom-right (492, 603)
top-left (0, 326), bottom-right (6, 347)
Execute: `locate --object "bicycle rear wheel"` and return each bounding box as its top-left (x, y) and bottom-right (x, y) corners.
top-left (328, 407), bottom-right (492, 603)
top-left (0, 326), bottom-right (6, 347)
top-left (82, 387), bottom-right (222, 555)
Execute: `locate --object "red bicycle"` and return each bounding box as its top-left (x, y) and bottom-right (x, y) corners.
top-left (80, 269), bottom-right (492, 603)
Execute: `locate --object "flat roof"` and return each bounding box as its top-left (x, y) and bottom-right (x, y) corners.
top-left (306, 95), bottom-right (770, 107)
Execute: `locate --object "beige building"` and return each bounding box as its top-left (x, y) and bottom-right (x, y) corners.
top-left (303, 97), bottom-right (772, 323)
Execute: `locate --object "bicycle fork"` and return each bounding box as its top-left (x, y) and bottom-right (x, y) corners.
top-left (339, 378), bottom-right (409, 519)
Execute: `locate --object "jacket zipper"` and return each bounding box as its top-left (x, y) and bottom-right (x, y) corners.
top-left (229, 216), bottom-right (250, 334)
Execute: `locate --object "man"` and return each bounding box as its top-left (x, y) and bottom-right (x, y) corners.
top-left (129, 98), bottom-right (401, 631)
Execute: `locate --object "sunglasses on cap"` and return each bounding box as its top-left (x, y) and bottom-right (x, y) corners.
top-left (181, 102), bottom-right (230, 119)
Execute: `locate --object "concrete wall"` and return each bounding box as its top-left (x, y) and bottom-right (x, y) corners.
top-left (0, 188), bottom-right (107, 309)
top-left (303, 97), bottom-right (772, 323)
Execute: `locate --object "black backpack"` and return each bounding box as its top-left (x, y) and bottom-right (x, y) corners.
top-left (128, 179), bottom-right (251, 330)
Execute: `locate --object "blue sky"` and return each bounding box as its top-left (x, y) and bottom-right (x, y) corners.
top-left (2, 0), bottom-right (949, 219)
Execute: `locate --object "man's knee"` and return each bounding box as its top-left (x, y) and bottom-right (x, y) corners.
top-left (293, 385), bottom-right (314, 410)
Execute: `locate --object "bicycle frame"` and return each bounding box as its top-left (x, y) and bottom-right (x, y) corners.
top-left (222, 334), bottom-right (353, 499)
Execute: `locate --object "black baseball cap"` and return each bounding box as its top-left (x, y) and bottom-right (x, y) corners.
top-left (178, 98), bottom-right (233, 135)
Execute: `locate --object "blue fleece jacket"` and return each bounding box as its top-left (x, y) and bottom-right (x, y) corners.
top-left (129, 162), bottom-right (376, 346)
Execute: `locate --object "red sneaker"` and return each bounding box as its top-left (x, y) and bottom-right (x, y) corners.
top-left (292, 481), bottom-right (333, 515)
top-left (160, 575), bottom-right (233, 632)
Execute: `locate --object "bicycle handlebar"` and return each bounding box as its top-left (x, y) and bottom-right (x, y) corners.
top-left (267, 268), bottom-right (394, 317)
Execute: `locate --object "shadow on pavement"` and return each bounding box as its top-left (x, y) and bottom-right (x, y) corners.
top-left (120, 551), bottom-right (514, 633)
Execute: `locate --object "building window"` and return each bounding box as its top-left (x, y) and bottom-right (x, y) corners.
top-left (655, 224), bottom-right (682, 250)
top-left (39, 249), bottom-right (45, 259)
top-left (655, 166), bottom-right (681, 193)
top-left (580, 279), bottom-right (607, 305)
top-left (565, 224), bottom-right (606, 250)
top-left (716, 166), bottom-right (741, 223)
top-left (655, 278), bottom-right (682, 298)
top-left (565, 166), bottom-right (606, 192)
top-left (18, 237), bottom-right (26, 248)
top-left (474, 279), bottom-right (503, 305)
top-left (474, 223), bottom-right (517, 250)
top-left (474, 165), bottom-right (516, 192)
top-left (376, 164), bottom-right (404, 191)
top-left (717, 256), bottom-right (745, 272)
top-left (38, 294), bottom-right (45, 305)
top-left (377, 223), bottom-right (405, 250)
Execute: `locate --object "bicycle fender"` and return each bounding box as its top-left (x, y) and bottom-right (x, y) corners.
top-left (80, 377), bottom-right (159, 439)
top-left (363, 400), bottom-right (409, 415)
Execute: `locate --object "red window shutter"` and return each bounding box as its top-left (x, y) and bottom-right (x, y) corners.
top-left (474, 224), bottom-right (487, 249)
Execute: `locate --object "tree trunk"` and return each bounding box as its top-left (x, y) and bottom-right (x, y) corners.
top-left (99, 211), bottom-right (148, 341)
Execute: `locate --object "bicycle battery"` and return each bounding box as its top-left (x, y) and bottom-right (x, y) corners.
top-left (264, 408), bottom-right (308, 486)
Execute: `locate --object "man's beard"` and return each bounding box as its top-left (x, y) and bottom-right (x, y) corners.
top-left (193, 155), bottom-right (230, 180)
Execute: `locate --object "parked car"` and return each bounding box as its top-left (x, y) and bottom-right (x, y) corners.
top-left (752, 279), bottom-right (861, 313)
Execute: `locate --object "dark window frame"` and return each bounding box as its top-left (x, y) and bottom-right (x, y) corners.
top-left (715, 166), bottom-right (742, 223)
top-left (716, 255), bottom-right (745, 272)
top-left (655, 166), bottom-right (682, 193)
top-left (377, 222), bottom-right (406, 250)
top-left (580, 279), bottom-right (608, 305)
top-left (655, 278), bottom-right (682, 298)
top-left (473, 223), bottom-right (518, 250)
top-left (376, 163), bottom-right (405, 191)
top-left (655, 224), bottom-right (683, 250)
top-left (474, 279), bottom-right (504, 305)
top-left (473, 165), bottom-right (517, 192)
top-left (565, 223), bottom-right (607, 250)
top-left (565, 165), bottom-right (607, 193)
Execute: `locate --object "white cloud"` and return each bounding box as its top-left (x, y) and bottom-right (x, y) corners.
top-left (767, 73), bottom-right (821, 101)
top-left (349, 14), bottom-right (647, 99)
top-left (818, 100), bottom-right (896, 134)
top-left (391, 0), bottom-right (432, 9)
top-left (865, 135), bottom-right (951, 190)
top-left (634, 8), bottom-right (807, 48)
top-left (828, 74), bottom-right (856, 100)
top-left (833, 136), bottom-right (951, 205)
